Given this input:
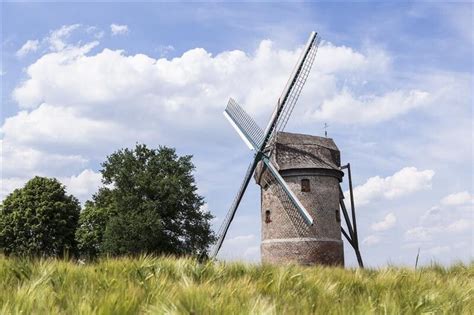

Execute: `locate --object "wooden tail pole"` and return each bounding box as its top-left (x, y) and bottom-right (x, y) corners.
top-left (341, 163), bottom-right (364, 268)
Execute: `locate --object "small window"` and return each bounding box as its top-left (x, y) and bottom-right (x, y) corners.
top-left (265, 210), bottom-right (272, 223)
top-left (301, 179), bottom-right (310, 192)
top-left (335, 209), bottom-right (341, 223)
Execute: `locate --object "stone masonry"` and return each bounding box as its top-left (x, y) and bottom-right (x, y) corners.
top-left (254, 131), bottom-right (344, 266)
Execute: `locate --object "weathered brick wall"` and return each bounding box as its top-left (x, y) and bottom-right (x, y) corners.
top-left (256, 132), bottom-right (344, 266)
top-left (261, 239), bottom-right (344, 266)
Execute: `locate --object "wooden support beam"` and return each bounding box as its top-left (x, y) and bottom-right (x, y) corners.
top-left (341, 227), bottom-right (353, 247)
top-left (339, 165), bottom-right (365, 268)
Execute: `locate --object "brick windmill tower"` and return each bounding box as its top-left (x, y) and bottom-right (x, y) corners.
top-left (211, 32), bottom-right (363, 267)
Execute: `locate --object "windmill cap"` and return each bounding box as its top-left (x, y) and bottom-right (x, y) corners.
top-left (266, 131), bottom-right (342, 172)
top-left (274, 131), bottom-right (339, 152)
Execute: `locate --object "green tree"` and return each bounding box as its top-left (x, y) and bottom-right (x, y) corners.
top-left (0, 177), bottom-right (80, 257)
top-left (75, 188), bottom-right (114, 258)
top-left (75, 144), bottom-right (215, 257)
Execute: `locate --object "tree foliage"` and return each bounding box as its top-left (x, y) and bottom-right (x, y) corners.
top-left (75, 188), bottom-right (114, 258)
top-left (76, 144), bottom-right (215, 257)
top-left (0, 177), bottom-right (80, 257)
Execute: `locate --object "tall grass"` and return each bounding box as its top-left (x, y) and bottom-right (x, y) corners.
top-left (0, 255), bottom-right (472, 314)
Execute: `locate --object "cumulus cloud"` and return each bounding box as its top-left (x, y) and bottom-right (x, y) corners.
top-left (315, 42), bottom-right (369, 74)
top-left (10, 39), bottom-right (406, 120)
top-left (441, 191), bottom-right (473, 206)
top-left (371, 213), bottom-right (397, 231)
top-left (1, 177), bottom-right (28, 201)
top-left (110, 24), bottom-right (129, 36)
top-left (0, 170), bottom-right (102, 204)
top-left (405, 189), bottom-right (472, 254)
top-left (0, 139), bottom-right (88, 179)
top-left (62, 169), bottom-right (102, 203)
top-left (1, 103), bottom-right (125, 147)
top-left (16, 40), bottom-right (39, 58)
top-left (2, 32), bottom-right (445, 218)
top-left (351, 167), bottom-right (435, 206)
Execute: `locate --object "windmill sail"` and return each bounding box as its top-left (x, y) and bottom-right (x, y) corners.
top-left (261, 156), bottom-right (313, 225)
top-left (262, 32), bottom-right (320, 148)
top-left (259, 168), bottom-right (312, 237)
top-left (210, 159), bottom-right (259, 258)
top-left (223, 98), bottom-right (264, 150)
top-left (274, 35), bottom-right (320, 135)
top-left (211, 31), bottom-right (320, 258)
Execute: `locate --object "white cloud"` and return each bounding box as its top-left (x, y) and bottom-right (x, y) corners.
top-left (15, 25), bottom-right (102, 62)
top-left (371, 213), bottom-right (397, 231)
top-left (16, 40), bottom-right (39, 58)
top-left (86, 26), bottom-right (104, 39)
top-left (10, 39), bottom-right (401, 119)
top-left (4, 36), bottom-right (445, 221)
top-left (420, 206), bottom-right (442, 225)
top-left (315, 42), bottom-right (369, 74)
top-left (61, 169), bottom-right (102, 203)
top-left (308, 89), bottom-right (430, 124)
top-left (351, 167), bottom-right (435, 206)
top-left (446, 219), bottom-right (471, 233)
top-left (110, 24), bottom-right (129, 36)
top-left (157, 44), bottom-right (175, 57)
top-left (1, 103), bottom-right (126, 147)
top-left (441, 191), bottom-right (473, 206)
top-left (1, 177), bottom-right (28, 201)
top-left (0, 139), bottom-right (88, 179)
top-left (5, 32), bottom-right (469, 266)
top-left (405, 219), bottom-right (471, 242)
top-left (405, 226), bottom-right (434, 242)
top-left (362, 235), bottom-right (381, 246)
top-left (405, 188), bottom-right (472, 254)
top-left (47, 24), bottom-right (81, 51)
top-left (0, 170), bottom-right (102, 204)
top-left (12, 41), bottom-right (100, 109)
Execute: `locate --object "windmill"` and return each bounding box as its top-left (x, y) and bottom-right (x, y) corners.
top-left (211, 31), bottom-right (363, 267)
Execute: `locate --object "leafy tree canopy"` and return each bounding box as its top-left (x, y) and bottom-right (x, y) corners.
top-left (0, 177), bottom-right (80, 257)
top-left (76, 144), bottom-right (215, 258)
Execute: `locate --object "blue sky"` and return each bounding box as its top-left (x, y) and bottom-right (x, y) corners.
top-left (1, 2), bottom-right (472, 267)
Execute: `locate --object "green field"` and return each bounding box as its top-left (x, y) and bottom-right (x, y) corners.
top-left (0, 256), bottom-right (472, 314)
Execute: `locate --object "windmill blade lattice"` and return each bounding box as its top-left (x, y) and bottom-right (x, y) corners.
top-left (211, 31), bottom-right (320, 258)
top-left (210, 159), bottom-right (259, 258)
top-left (259, 166), bottom-right (312, 238)
top-left (261, 156), bottom-right (313, 225)
top-left (261, 32), bottom-right (320, 149)
top-left (274, 35), bottom-right (321, 136)
top-left (224, 98), bottom-right (264, 150)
